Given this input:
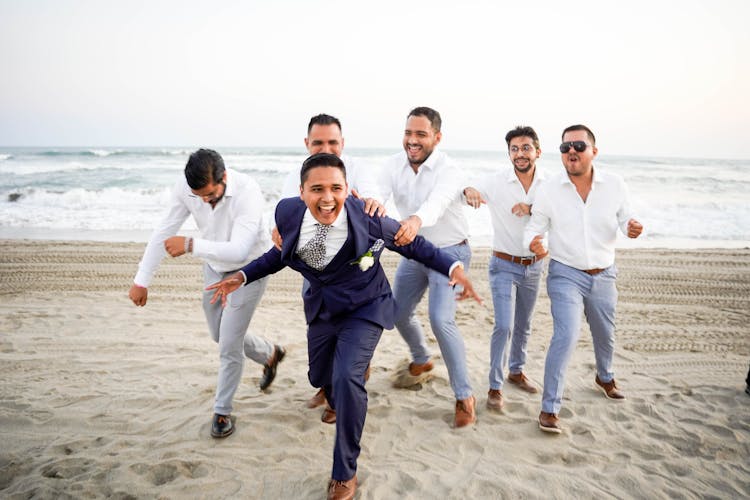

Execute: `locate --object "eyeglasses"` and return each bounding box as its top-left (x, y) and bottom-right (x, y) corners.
top-left (510, 144), bottom-right (535, 153)
top-left (559, 141), bottom-right (590, 153)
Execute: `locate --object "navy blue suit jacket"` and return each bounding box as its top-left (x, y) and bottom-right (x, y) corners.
top-left (240, 196), bottom-right (455, 329)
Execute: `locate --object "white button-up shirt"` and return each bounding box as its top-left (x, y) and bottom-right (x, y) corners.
top-left (134, 169), bottom-right (271, 287)
top-left (380, 149), bottom-right (468, 248)
top-left (281, 154), bottom-right (384, 203)
top-left (472, 166), bottom-right (546, 257)
top-left (523, 168), bottom-right (635, 270)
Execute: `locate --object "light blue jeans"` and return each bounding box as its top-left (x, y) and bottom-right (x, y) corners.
top-left (203, 264), bottom-right (272, 415)
top-left (542, 259), bottom-right (618, 414)
top-left (392, 242), bottom-right (473, 401)
top-left (488, 256), bottom-right (543, 390)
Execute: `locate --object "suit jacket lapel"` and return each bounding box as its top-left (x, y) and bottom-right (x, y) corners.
top-left (279, 198), bottom-right (307, 263)
top-left (346, 196), bottom-right (371, 260)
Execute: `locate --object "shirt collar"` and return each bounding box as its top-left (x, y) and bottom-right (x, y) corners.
top-left (560, 165), bottom-right (601, 185)
top-left (222, 168), bottom-right (236, 198)
top-left (400, 148), bottom-right (441, 173)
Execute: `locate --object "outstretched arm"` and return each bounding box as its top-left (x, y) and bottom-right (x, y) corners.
top-left (206, 272), bottom-right (245, 308)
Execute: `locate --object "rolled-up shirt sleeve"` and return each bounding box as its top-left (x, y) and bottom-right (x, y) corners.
top-left (133, 183), bottom-right (190, 287)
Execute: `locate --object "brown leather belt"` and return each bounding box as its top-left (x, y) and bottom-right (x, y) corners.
top-left (456, 239), bottom-right (468, 246)
top-left (583, 268), bottom-right (606, 275)
top-left (493, 251), bottom-right (537, 266)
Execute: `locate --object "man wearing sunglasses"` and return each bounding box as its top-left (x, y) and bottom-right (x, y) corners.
top-left (463, 126), bottom-right (547, 411)
top-left (523, 125), bottom-right (643, 434)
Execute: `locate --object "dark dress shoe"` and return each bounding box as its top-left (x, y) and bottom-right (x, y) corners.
top-left (260, 345), bottom-right (286, 391)
top-left (211, 413), bottom-right (234, 438)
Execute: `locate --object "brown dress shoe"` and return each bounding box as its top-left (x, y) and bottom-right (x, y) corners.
top-left (538, 411), bottom-right (562, 434)
top-left (408, 360), bottom-right (434, 376)
top-left (327, 475), bottom-right (357, 500)
top-left (487, 389), bottom-right (504, 411)
top-left (321, 403), bottom-right (336, 424)
top-left (507, 372), bottom-right (539, 393)
top-left (454, 396), bottom-right (477, 428)
top-left (595, 375), bottom-right (626, 400)
top-left (307, 388), bottom-right (327, 409)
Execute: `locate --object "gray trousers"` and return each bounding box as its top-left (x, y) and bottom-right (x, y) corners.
top-left (202, 264), bottom-right (272, 415)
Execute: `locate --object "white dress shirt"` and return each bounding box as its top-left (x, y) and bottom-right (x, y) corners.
top-left (296, 206), bottom-right (349, 268)
top-left (523, 168), bottom-right (636, 270)
top-left (472, 166), bottom-right (546, 257)
top-left (280, 154), bottom-right (384, 202)
top-left (133, 169), bottom-right (271, 287)
top-left (380, 149), bottom-right (468, 248)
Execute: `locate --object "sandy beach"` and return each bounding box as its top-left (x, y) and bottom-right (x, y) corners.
top-left (1, 240), bottom-right (748, 499)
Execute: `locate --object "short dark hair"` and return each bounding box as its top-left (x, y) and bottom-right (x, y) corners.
top-left (300, 153), bottom-right (347, 185)
top-left (505, 126), bottom-right (540, 149)
top-left (562, 124), bottom-right (596, 146)
top-left (184, 149), bottom-right (225, 190)
top-left (307, 114), bottom-right (342, 135)
top-left (408, 106), bottom-right (442, 132)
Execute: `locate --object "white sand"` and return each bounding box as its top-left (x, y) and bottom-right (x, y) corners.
top-left (1, 241), bottom-right (749, 498)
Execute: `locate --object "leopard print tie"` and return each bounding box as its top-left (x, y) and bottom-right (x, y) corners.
top-left (297, 223), bottom-right (331, 270)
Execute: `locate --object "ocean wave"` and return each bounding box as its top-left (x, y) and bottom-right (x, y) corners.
top-left (0, 154), bottom-right (12, 161)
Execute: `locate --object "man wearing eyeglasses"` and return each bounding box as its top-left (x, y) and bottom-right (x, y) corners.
top-left (463, 126), bottom-right (547, 412)
top-left (128, 149), bottom-right (286, 439)
top-left (523, 124), bottom-right (643, 434)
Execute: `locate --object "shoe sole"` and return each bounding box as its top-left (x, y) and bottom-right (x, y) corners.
top-left (538, 422), bottom-right (562, 434)
top-left (594, 383), bottom-right (626, 401)
top-left (211, 427), bottom-right (235, 438)
top-left (486, 401), bottom-right (504, 412)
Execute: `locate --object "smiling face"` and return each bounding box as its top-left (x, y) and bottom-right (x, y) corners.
top-left (561, 129), bottom-right (597, 177)
top-left (508, 136), bottom-right (540, 174)
top-left (300, 165), bottom-right (349, 225)
top-left (304, 123), bottom-right (344, 156)
top-left (403, 114), bottom-right (441, 169)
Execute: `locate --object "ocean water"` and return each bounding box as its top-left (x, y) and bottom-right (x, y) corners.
top-left (0, 147), bottom-right (748, 248)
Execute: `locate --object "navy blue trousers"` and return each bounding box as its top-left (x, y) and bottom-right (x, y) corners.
top-left (307, 316), bottom-right (382, 481)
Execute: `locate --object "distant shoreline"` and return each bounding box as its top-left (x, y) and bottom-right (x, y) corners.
top-left (0, 228), bottom-right (748, 250)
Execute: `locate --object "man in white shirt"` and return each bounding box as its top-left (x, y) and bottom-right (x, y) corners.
top-left (463, 126), bottom-right (547, 411)
top-left (279, 114), bottom-right (384, 205)
top-left (276, 114), bottom-right (384, 422)
top-left (128, 149), bottom-right (285, 439)
top-left (523, 125), bottom-right (643, 434)
top-left (380, 106), bottom-right (476, 428)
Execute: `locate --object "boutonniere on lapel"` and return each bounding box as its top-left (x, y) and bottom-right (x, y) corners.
top-left (352, 239), bottom-right (384, 271)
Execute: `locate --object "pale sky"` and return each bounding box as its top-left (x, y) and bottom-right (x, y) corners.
top-left (1, 0), bottom-right (749, 159)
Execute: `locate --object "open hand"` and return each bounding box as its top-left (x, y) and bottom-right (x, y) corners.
top-left (206, 272), bottom-right (245, 307)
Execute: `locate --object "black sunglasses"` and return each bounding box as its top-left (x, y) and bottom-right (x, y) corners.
top-left (559, 141), bottom-right (590, 153)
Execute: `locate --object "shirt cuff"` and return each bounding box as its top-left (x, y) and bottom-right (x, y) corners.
top-left (448, 261), bottom-right (464, 276)
top-left (239, 270), bottom-right (248, 285)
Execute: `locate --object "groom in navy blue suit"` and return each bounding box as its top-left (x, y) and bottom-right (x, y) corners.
top-left (208, 153), bottom-right (480, 500)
